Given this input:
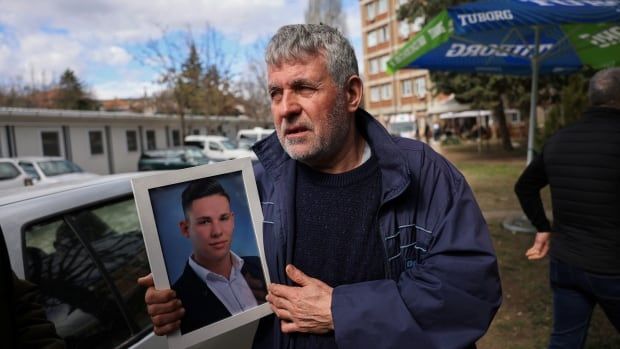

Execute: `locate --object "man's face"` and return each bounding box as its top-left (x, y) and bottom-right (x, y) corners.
top-left (180, 194), bottom-right (234, 267)
top-left (268, 55), bottom-right (351, 165)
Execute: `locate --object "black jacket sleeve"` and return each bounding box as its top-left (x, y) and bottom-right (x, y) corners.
top-left (514, 153), bottom-right (551, 232)
top-left (12, 273), bottom-right (66, 349)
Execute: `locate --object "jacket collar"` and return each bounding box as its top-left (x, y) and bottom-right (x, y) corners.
top-left (252, 108), bottom-right (410, 203)
top-left (584, 106), bottom-right (620, 119)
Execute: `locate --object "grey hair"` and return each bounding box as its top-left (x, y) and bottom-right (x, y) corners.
top-left (588, 68), bottom-right (620, 107)
top-left (265, 24), bottom-right (358, 88)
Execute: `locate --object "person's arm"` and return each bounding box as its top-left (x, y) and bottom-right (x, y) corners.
top-left (12, 272), bottom-right (65, 349)
top-left (268, 164), bottom-right (502, 349)
top-left (514, 153), bottom-right (550, 232)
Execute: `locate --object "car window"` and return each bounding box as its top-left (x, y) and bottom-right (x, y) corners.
top-left (38, 160), bottom-right (84, 177)
top-left (186, 148), bottom-right (205, 158)
top-left (209, 142), bottom-right (222, 151)
top-left (23, 197), bottom-right (150, 348)
top-left (221, 140), bottom-right (236, 150)
top-left (0, 162), bottom-right (21, 180)
top-left (184, 140), bottom-right (204, 149)
top-left (18, 161), bottom-right (41, 180)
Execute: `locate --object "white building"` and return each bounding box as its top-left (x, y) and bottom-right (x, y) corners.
top-left (0, 107), bottom-right (264, 174)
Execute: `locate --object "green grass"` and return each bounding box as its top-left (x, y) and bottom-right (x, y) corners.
top-left (437, 143), bottom-right (619, 348)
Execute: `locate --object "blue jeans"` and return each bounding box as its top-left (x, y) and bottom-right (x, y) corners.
top-left (548, 258), bottom-right (620, 349)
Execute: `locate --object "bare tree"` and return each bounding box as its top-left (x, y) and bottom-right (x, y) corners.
top-left (136, 24), bottom-right (239, 138)
top-left (304, 0), bottom-right (347, 36)
top-left (238, 39), bottom-right (271, 123)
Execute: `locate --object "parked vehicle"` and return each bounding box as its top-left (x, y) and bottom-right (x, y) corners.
top-left (236, 127), bottom-right (275, 149)
top-left (0, 158), bottom-right (33, 190)
top-left (17, 157), bottom-right (98, 185)
top-left (0, 173), bottom-right (166, 349)
top-left (184, 135), bottom-right (253, 161)
top-left (137, 146), bottom-right (212, 171)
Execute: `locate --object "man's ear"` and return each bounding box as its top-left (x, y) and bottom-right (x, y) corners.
top-left (179, 220), bottom-right (190, 238)
top-left (345, 75), bottom-right (363, 113)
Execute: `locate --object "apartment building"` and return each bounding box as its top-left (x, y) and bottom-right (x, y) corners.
top-left (359, 0), bottom-right (431, 138)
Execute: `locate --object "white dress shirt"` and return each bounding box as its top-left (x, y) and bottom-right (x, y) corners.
top-left (188, 252), bottom-right (258, 315)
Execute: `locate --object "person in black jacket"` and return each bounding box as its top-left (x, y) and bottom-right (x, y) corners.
top-left (0, 234), bottom-right (65, 349)
top-left (515, 67), bottom-right (620, 349)
top-left (173, 177), bottom-right (266, 335)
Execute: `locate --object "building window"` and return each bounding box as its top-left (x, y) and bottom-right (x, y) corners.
top-left (380, 55), bottom-right (390, 72)
top-left (401, 79), bottom-right (413, 97)
top-left (414, 77), bottom-right (427, 97)
top-left (381, 83), bottom-right (393, 100)
top-left (370, 86), bottom-right (381, 102)
top-left (366, 2), bottom-right (376, 20)
top-left (367, 31), bottom-right (377, 47)
top-left (367, 26), bottom-right (390, 48)
top-left (89, 131), bottom-right (104, 155)
top-left (172, 130), bottom-right (181, 146)
top-left (369, 57), bottom-right (380, 74)
top-left (146, 130), bottom-right (156, 150)
top-left (126, 130), bottom-right (138, 152)
top-left (41, 131), bottom-right (61, 157)
top-left (378, 0), bottom-right (388, 14)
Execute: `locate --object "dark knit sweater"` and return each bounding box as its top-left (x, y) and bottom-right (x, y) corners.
top-left (515, 107), bottom-right (620, 274)
top-left (292, 154), bottom-right (385, 349)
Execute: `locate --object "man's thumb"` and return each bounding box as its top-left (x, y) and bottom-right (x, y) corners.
top-left (286, 264), bottom-right (309, 286)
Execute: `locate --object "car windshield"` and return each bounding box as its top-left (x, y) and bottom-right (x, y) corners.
top-left (18, 162), bottom-right (40, 180)
top-left (185, 148), bottom-right (206, 158)
top-left (221, 140), bottom-right (236, 150)
top-left (38, 160), bottom-right (83, 177)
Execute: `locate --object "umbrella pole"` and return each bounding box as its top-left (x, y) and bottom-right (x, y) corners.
top-left (527, 26), bottom-right (540, 165)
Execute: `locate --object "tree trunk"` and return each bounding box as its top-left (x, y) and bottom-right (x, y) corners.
top-left (494, 94), bottom-right (513, 151)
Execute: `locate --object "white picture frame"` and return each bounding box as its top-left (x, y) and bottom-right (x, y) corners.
top-left (131, 158), bottom-right (272, 349)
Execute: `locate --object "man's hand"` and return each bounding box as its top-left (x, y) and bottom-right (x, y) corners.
top-left (266, 264), bottom-right (334, 334)
top-left (525, 232), bottom-right (551, 260)
top-left (137, 274), bottom-right (184, 335)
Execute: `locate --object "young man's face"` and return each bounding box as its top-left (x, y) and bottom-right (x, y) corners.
top-left (180, 194), bottom-right (234, 268)
top-left (267, 55), bottom-right (352, 165)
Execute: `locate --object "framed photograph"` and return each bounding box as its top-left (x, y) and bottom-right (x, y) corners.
top-left (131, 158), bottom-right (271, 349)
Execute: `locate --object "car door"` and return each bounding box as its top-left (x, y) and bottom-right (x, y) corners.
top-left (21, 196), bottom-right (159, 348)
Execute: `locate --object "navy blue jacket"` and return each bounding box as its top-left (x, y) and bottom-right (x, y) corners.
top-left (251, 109), bottom-right (501, 349)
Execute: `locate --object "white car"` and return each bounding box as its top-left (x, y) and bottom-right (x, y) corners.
top-left (17, 157), bottom-right (99, 185)
top-left (184, 135), bottom-right (253, 161)
top-left (0, 158), bottom-right (33, 190)
top-left (0, 173), bottom-right (166, 349)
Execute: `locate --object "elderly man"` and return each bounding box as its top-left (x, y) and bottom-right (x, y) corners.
top-left (139, 24), bottom-right (501, 349)
top-left (515, 68), bottom-right (620, 348)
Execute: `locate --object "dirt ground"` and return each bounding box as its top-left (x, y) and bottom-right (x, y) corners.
top-left (438, 142), bottom-right (620, 348)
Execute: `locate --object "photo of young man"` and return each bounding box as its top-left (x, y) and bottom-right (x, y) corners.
top-left (172, 177), bottom-right (266, 335)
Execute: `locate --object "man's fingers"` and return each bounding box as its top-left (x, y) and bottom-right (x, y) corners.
top-left (266, 292), bottom-right (295, 312)
top-left (153, 320), bottom-right (182, 336)
top-left (285, 264), bottom-right (311, 286)
top-left (281, 320), bottom-right (299, 333)
top-left (268, 283), bottom-right (295, 299)
top-left (145, 287), bottom-right (177, 305)
top-left (269, 302), bottom-right (293, 321)
top-left (137, 273), bottom-right (154, 287)
top-left (147, 299), bottom-right (183, 316)
top-left (151, 307), bottom-right (185, 327)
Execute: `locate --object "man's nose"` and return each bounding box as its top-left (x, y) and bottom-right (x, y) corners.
top-left (210, 221), bottom-right (223, 237)
top-left (279, 90), bottom-right (302, 118)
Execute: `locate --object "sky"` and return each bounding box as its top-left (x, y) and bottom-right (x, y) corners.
top-left (0, 0), bottom-right (363, 100)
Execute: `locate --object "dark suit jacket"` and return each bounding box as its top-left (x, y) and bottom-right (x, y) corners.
top-left (1, 236), bottom-right (65, 349)
top-left (172, 256), bottom-right (266, 335)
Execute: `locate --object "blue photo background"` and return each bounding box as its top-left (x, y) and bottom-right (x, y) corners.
top-left (148, 171), bottom-right (259, 284)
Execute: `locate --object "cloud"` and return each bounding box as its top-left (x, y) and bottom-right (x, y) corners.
top-left (92, 79), bottom-right (163, 100)
top-left (0, 0), bottom-right (363, 98)
top-left (91, 46), bottom-right (132, 66)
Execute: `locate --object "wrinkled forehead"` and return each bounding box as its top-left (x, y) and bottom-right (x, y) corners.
top-left (267, 54), bottom-right (329, 85)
